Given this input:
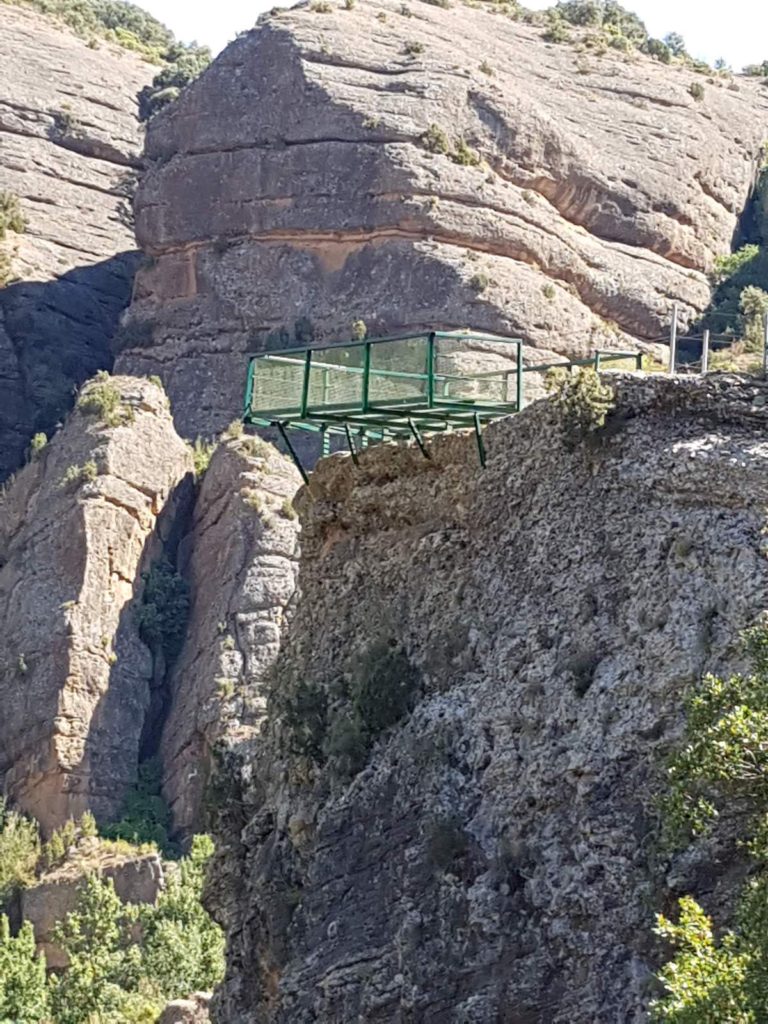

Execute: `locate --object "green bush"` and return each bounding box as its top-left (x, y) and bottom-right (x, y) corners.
top-left (544, 366), bottom-right (614, 444)
top-left (0, 800), bottom-right (40, 910)
top-left (349, 640), bottom-right (420, 737)
top-left (138, 835), bottom-right (224, 997)
top-left (713, 244), bottom-right (760, 283)
top-left (135, 559), bottom-right (190, 663)
top-left (77, 371), bottom-right (133, 428)
top-left (279, 641), bottom-right (420, 775)
top-left (644, 37), bottom-right (671, 63)
top-left (0, 191), bottom-right (26, 240)
top-left (422, 123), bottom-right (451, 155)
top-left (740, 285), bottom-right (768, 351)
top-left (744, 60), bottom-right (768, 77)
top-left (137, 45), bottom-right (212, 121)
top-left (59, 460), bottom-right (98, 489)
top-left (28, 432), bottom-right (47, 461)
top-left (191, 437), bottom-right (216, 479)
top-left (426, 816), bottom-right (468, 871)
top-left (282, 679), bottom-right (330, 761)
top-left (688, 81), bottom-right (705, 101)
top-left (100, 758), bottom-right (175, 855)
top-left (652, 625), bottom-right (768, 1021)
top-left (404, 39), bottom-right (425, 55)
top-left (0, 917), bottom-right (49, 1024)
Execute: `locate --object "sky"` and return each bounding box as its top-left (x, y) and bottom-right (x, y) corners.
top-left (141, 0), bottom-right (767, 69)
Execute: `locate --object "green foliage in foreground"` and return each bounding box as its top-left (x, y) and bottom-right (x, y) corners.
top-left (0, 918), bottom-right (49, 1024)
top-left (0, 799), bottom-right (40, 911)
top-left (652, 625), bottom-right (768, 1022)
top-left (0, 831), bottom-right (223, 1024)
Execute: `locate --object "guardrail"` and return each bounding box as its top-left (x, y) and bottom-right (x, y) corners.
top-left (243, 331), bottom-right (643, 481)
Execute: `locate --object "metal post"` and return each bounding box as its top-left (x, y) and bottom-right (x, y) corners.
top-left (668, 303), bottom-right (678, 374)
top-left (274, 422), bottom-right (309, 485)
top-left (243, 358), bottom-right (256, 422)
top-left (320, 425), bottom-right (330, 458)
top-left (362, 342), bottom-right (371, 412)
top-left (407, 417), bottom-right (430, 459)
top-left (515, 340), bottom-right (523, 412)
top-left (701, 329), bottom-right (710, 376)
top-left (594, 351), bottom-right (601, 372)
top-left (300, 350), bottom-right (312, 417)
top-left (763, 313), bottom-right (768, 381)
top-left (344, 423), bottom-right (359, 465)
top-left (635, 351), bottom-right (643, 371)
top-left (427, 332), bottom-right (436, 408)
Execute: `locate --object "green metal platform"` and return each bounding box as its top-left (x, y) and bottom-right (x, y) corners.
top-left (243, 331), bottom-right (642, 479)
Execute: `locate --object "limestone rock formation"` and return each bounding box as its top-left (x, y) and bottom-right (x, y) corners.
top-left (22, 843), bottom-right (164, 968)
top-left (209, 374), bottom-right (768, 1023)
top-left (120, 0), bottom-right (768, 439)
top-left (160, 436), bottom-right (301, 840)
top-left (0, 4), bottom-right (153, 478)
top-left (0, 375), bottom-right (191, 833)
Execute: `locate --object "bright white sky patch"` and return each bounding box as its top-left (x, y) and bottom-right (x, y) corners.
top-left (143, 0), bottom-right (765, 71)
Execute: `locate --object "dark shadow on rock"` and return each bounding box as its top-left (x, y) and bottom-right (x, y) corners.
top-left (75, 471), bottom-right (196, 826)
top-left (0, 251), bottom-right (141, 481)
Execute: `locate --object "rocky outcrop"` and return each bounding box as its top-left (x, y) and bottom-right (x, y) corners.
top-left (120, 0), bottom-right (768, 439)
top-left (160, 436), bottom-right (301, 840)
top-left (0, 4), bottom-right (153, 478)
top-left (22, 843), bottom-right (164, 968)
top-left (158, 993), bottom-right (212, 1024)
top-left (209, 374), bottom-right (768, 1023)
top-left (0, 375), bottom-right (191, 834)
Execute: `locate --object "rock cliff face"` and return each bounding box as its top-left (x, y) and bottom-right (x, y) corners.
top-left (0, 4), bottom-right (153, 478)
top-left (209, 374), bottom-right (768, 1023)
top-left (160, 437), bottom-right (301, 839)
top-left (120, 0), bottom-right (768, 439)
top-left (0, 376), bottom-right (191, 833)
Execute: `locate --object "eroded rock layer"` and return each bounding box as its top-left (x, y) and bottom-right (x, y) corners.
top-left (0, 377), bottom-right (191, 833)
top-left (0, 4), bottom-right (153, 478)
top-left (121, 0), bottom-right (768, 438)
top-left (160, 437), bottom-right (301, 839)
top-left (209, 375), bottom-right (768, 1023)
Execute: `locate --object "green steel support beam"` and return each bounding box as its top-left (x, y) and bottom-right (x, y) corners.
top-left (473, 412), bottom-right (486, 468)
top-left (362, 341), bottom-right (371, 413)
top-left (407, 416), bottom-right (430, 459)
top-left (243, 357), bottom-right (256, 421)
top-left (300, 349), bottom-right (312, 417)
top-left (344, 423), bottom-right (359, 465)
top-left (274, 421), bottom-right (309, 485)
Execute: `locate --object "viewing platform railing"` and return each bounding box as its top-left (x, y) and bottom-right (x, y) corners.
top-left (243, 331), bottom-right (642, 480)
